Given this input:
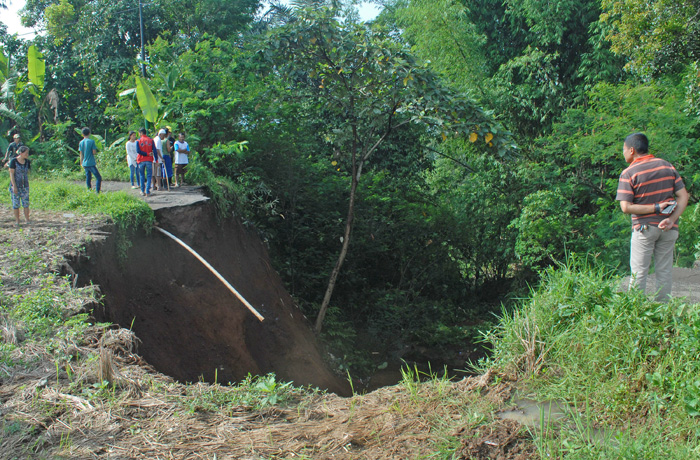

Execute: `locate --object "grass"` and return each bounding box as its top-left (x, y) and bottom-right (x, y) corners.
top-left (482, 254), bottom-right (700, 458)
top-left (0, 177), bottom-right (154, 231)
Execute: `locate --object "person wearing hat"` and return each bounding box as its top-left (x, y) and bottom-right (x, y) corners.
top-left (3, 133), bottom-right (24, 167)
top-left (8, 145), bottom-right (31, 226)
top-left (153, 129), bottom-right (167, 190)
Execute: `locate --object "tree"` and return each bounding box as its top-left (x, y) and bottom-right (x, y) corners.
top-left (265, 7), bottom-right (512, 332)
top-left (20, 0), bottom-right (259, 135)
top-left (389, 0), bottom-right (623, 137)
top-left (601, 0), bottom-right (700, 77)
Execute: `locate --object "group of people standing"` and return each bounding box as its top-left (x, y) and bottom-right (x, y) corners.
top-left (2, 126), bottom-right (191, 226)
top-left (124, 127), bottom-right (190, 197)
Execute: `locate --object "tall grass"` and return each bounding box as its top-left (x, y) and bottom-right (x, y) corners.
top-left (483, 255), bottom-right (700, 457)
top-left (0, 179), bottom-right (154, 231)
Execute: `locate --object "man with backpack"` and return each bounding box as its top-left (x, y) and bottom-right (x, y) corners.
top-left (136, 128), bottom-right (159, 197)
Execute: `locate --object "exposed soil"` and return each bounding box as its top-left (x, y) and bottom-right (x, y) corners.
top-left (68, 182), bottom-right (348, 394)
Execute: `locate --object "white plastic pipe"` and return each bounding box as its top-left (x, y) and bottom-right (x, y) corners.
top-left (154, 226), bottom-right (264, 322)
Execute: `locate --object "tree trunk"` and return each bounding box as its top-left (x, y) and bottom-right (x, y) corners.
top-left (314, 166), bottom-right (360, 333)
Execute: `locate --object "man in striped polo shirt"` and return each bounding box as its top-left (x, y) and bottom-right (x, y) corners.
top-left (616, 133), bottom-right (688, 301)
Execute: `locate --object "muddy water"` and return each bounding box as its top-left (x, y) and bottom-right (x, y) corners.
top-left (497, 398), bottom-right (568, 427)
top-left (498, 396), bottom-right (615, 445)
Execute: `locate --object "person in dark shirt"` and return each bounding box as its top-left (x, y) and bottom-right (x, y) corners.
top-left (3, 133), bottom-right (23, 167)
top-left (8, 146), bottom-right (31, 226)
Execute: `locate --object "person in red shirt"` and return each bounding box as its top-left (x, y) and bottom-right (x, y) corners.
top-left (136, 128), bottom-right (158, 197)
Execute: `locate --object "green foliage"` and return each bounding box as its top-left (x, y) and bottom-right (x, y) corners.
top-left (181, 373), bottom-right (301, 414)
top-left (392, 0), bottom-right (490, 93)
top-left (425, 145), bottom-right (519, 285)
top-left (135, 76), bottom-right (159, 124)
top-left (3, 0), bottom-right (698, 387)
top-left (518, 80), bottom-right (700, 270)
top-left (389, 0), bottom-right (621, 136)
top-left (0, 179), bottom-right (154, 231)
top-left (601, 0), bottom-right (700, 77)
top-left (93, 145), bottom-right (130, 182)
top-left (26, 45), bottom-right (45, 93)
top-left (44, 0), bottom-right (75, 45)
top-left (511, 190), bottom-right (574, 270)
top-left (486, 257), bottom-right (700, 424)
top-left (8, 276), bottom-right (64, 338)
top-left (684, 61), bottom-right (700, 119)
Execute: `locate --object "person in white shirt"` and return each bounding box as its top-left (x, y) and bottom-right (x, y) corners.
top-left (153, 129), bottom-right (166, 190)
top-left (173, 132), bottom-right (190, 187)
top-left (125, 131), bottom-right (139, 188)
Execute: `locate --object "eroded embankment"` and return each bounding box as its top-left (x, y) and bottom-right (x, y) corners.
top-left (69, 202), bottom-right (348, 394)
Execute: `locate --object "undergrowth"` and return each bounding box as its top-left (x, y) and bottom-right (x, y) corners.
top-left (483, 255), bottom-right (700, 458)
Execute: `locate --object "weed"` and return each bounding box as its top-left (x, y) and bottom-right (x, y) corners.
top-left (180, 373), bottom-right (302, 415)
top-left (59, 432), bottom-right (72, 450)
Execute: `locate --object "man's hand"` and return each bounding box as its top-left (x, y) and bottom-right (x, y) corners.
top-left (659, 201), bottom-right (674, 212)
top-left (12, 184), bottom-right (18, 195)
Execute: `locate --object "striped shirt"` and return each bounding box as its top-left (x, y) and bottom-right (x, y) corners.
top-left (616, 154), bottom-right (685, 230)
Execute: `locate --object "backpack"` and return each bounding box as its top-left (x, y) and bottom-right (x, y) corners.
top-left (138, 137), bottom-right (153, 155)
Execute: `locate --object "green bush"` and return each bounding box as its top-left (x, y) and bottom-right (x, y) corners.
top-left (95, 145), bottom-right (131, 182)
top-left (510, 190), bottom-right (574, 271)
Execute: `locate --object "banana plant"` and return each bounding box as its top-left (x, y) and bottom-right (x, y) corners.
top-left (22, 45), bottom-right (59, 140)
top-left (26, 45), bottom-right (45, 94)
top-left (119, 60), bottom-right (180, 128)
top-left (0, 49), bottom-right (27, 153)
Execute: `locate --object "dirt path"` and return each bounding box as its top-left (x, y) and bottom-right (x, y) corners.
top-left (619, 267), bottom-right (700, 303)
top-left (97, 180), bottom-right (209, 210)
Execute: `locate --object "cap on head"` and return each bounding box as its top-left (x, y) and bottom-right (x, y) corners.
top-left (158, 129), bottom-right (167, 135)
top-left (13, 134), bottom-right (20, 139)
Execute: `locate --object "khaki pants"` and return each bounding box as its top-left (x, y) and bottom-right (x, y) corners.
top-left (629, 226), bottom-right (678, 301)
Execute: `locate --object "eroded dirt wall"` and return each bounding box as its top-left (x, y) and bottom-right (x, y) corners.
top-left (72, 202), bottom-right (348, 394)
